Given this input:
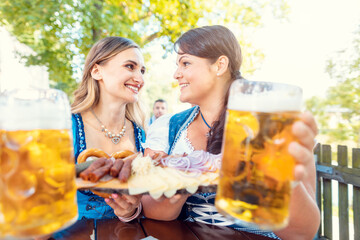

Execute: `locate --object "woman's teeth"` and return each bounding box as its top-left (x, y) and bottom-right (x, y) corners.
top-left (126, 85), bottom-right (139, 92)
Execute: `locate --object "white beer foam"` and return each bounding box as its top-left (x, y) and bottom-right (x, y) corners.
top-left (228, 93), bottom-right (302, 112)
top-left (228, 80), bottom-right (302, 112)
top-left (1, 88), bottom-right (71, 130)
top-left (2, 103), bottom-right (71, 130)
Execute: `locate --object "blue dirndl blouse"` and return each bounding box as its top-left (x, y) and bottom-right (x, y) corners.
top-left (72, 113), bottom-right (145, 220)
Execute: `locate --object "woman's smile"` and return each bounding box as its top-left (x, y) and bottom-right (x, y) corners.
top-left (125, 84), bottom-right (141, 94)
top-left (179, 83), bottom-right (189, 91)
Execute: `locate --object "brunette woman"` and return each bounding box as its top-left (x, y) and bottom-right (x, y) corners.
top-left (142, 25), bottom-right (320, 240)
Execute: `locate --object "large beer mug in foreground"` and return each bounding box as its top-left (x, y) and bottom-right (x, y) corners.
top-left (215, 79), bottom-right (302, 230)
top-left (0, 88), bottom-right (78, 238)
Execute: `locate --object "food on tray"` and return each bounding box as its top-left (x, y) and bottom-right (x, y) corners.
top-left (79, 158), bottom-right (114, 182)
top-left (77, 148), bottom-right (111, 163)
top-left (111, 150), bottom-right (135, 159)
top-left (78, 149), bottom-right (135, 183)
top-left (76, 149), bottom-right (221, 199)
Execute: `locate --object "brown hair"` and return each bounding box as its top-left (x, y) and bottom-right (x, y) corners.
top-left (174, 25), bottom-right (243, 154)
top-left (71, 37), bottom-right (146, 127)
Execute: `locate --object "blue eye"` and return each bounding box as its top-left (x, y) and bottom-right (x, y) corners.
top-left (141, 68), bottom-right (146, 74)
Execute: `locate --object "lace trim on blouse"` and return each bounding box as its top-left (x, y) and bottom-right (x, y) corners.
top-left (169, 107), bottom-right (199, 155)
top-left (74, 113), bottom-right (86, 158)
top-left (183, 128), bottom-right (195, 152)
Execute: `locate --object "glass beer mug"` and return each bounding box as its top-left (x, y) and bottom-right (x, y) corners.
top-left (215, 79), bottom-right (302, 230)
top-left (0, 88), bottom-right (78, 238)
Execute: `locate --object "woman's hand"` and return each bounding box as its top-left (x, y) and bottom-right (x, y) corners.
top-left (141, 193), bottom-right (189, 221)
top-left (144, 148), bottom-right (168, 159)
top-left (105, 193), bottom-right (141, 219)
top-left (153, 193), bottom-right (190, 204)
top-left (275, 111), bottom-right (320, 240)
top-left (290, 111), bottom-right (318, 184)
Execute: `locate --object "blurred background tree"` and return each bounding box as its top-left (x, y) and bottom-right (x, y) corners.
top-left (306, 25), bottom-right (360, 146)
top-left (0, 0), bottom-right (288, 116)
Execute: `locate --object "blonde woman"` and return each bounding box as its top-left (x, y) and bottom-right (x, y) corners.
top-left (71, 37), bottom-right (146, 221)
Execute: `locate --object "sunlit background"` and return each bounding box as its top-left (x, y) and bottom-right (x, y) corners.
top-left (1, 0), bottom-right (360, 142)
top-left (1, 0), bottom-right (359, 99)
top-left (251, 0), bottom-right (360, 100)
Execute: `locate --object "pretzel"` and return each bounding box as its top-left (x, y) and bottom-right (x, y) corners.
top-left (77, 148), bottom-right (110, 164)
top-left (111, 150), bottom-right (134, 159)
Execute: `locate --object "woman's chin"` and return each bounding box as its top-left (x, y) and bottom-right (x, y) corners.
top-left (132, 95), bottom-right (139, 102)
top-left (179, 94), bottom-right (189, 103)
top-left (125, 94), bottom-right (139, 104)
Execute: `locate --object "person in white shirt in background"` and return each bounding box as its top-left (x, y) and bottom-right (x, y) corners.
top-left (148, 99), bottom-right (167, 125)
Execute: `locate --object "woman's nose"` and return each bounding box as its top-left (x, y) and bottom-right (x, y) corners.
top-left (133, 72), bottom-right (144, 86)
top-left (173, 68), bottom-right (182, 80)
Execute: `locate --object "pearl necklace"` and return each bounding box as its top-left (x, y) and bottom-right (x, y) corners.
top-left (91, 108), bottom-right (126, 144)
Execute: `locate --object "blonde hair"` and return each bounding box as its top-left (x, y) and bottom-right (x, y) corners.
top-left (71, 37), bottom-right (146, 128)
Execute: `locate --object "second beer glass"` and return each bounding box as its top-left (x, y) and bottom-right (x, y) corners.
top-left (215, 79), bottom-right (302, 230)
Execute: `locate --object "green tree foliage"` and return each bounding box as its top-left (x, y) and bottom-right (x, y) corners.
top-left (306, 25), bottom-right (360, 145)
top-left (0, 0), bottom-right (287, 98)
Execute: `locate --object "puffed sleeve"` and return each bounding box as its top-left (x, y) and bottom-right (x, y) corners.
top-left (142, 114), bottom-right (172, 153)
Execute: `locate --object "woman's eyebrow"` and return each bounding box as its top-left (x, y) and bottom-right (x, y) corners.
top-left (124, 59), bottom-right (146, 71)
top-left (124, 60), bottom-right (138, 65)
top-left (176, 55), bottom-right (188, 66)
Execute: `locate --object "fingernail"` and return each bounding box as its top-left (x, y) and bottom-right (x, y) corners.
top-left (112, 193), bottom-right (118, 199)
top-left (105, 198), bottom-right (110, 203)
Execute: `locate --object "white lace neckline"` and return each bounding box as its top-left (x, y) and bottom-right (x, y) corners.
top-left (183, 128), bottom-right (195, 152)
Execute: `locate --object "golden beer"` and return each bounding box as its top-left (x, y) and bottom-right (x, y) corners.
top-left (215, 80), bottom-right (302, 230)
top-left (0, 88), bottom-right (77, 238)
top-left (0, 129), bottom-right (78, 237)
